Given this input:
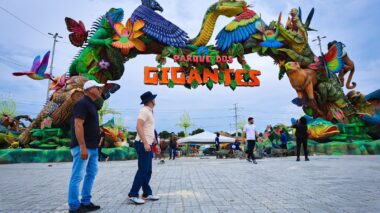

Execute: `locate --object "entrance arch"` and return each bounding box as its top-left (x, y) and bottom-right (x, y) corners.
top-left (18, 0), bottom-right (380, 143)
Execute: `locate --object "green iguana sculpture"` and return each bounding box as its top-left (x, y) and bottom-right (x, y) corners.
top-left (69, 8), bottom-right (125, 83)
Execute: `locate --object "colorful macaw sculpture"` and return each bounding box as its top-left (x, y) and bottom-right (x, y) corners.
top-left (216, 7), bottom-right (262, 52)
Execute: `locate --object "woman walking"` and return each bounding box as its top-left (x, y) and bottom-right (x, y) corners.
top-left (292, 117), bottom-right (310, 161)
top-left (169, 133), bottom-right (177, 160)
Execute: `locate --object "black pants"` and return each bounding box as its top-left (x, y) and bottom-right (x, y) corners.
top-left (215, 144), bottom-right (220, 151)
top-left (247, 140), bottom-right (256, 160)
top-left (98, 147), bottom-right (108, 161)
top-left (296, 138), bottom-right (308, 158)
top-left (280, 144), bottom-right (287, 149)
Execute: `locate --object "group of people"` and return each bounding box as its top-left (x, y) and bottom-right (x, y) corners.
top-left (215, 116), bottom-right (310, 163)
top-left (214, 117), bottom-right (259, 164)
top-left (154, 132), bottom-right (178, 163)
top-left (67, 81), bottom-right (311, 213)
top-left (67, 83), bottom-right (163, 212)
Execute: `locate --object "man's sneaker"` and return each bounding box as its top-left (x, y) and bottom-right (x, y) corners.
top-left (129, 197), bottom-right (145, 205)
top-left (296, 158), bottom-right (300, 162)
top-left (247, 158), bottom-right (252, 162)
top-left (305, 158), bottom-right (310, 161)
top-left (143, 195), bottom-right (160, 201)
top-left (252, 159), bottom-right (258, 164)
top-left (80, 202), bottom-right (100, 212)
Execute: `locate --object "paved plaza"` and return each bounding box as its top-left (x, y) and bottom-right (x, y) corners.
top-left (1, 155), bottom-right (380, 213)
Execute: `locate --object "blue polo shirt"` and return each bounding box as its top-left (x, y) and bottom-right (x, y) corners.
top-left (215, 136), bottom-right (220, 145)
top-left (70, 96), bottom-right (100, 149)
top-left (281, 133), bottom-right (288, 145)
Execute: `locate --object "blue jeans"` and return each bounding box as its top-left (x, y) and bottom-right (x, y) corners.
top-left (169, 147), bottom-right (176, 159)
top-left (128, 141), bottom-right (153, 197)
top-left (68, 146), bottom-right (98, 211)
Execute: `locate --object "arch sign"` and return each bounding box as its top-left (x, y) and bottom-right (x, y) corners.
top-left (14, 0), bottom-right (380, 143)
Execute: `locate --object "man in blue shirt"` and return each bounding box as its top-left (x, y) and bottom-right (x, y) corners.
top-left (215, 133), bottom-right (220, 151)
top-left (280, 130), bottom-right (288, 156)
top-left (231, 140), bottom-right (241, 151)
top-left (68, 80), bottom-right (104, 213)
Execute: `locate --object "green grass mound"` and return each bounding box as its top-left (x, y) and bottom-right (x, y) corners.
top-left (287, 140), bottom-right (380, 156)
top-left (0, 147), bottom-right (137, 164)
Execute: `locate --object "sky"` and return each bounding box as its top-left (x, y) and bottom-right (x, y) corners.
top-left (0, 0), bottom-right (380, 134)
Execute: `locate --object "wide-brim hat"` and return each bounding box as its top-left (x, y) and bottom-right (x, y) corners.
top-left (140, 91), bottom-right (157, 104)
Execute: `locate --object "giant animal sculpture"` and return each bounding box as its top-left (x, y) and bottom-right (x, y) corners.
top-left (347, 89), bottom-right (380, 139)
top-left (284, 62), bottom-right (323, 117)
top-left (17, 0), bottom-right (379, 144)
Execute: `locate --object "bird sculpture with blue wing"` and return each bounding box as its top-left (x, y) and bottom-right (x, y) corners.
top-left (131, 0), bottom-right (189, 48)
top-left (12, 51), bottom-right (52, 80)
top-left (257, 13), bottom-right (283, 49)
top-left (216, 7), bottom-right (263, 52)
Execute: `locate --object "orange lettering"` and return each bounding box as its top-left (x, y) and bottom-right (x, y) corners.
top-left (248, 70), bottom-right (261, 86)
top-left (223, 69), bottom-right (234, 86)
top-left (203, 68), bottom-right (219, 83)
top-left (159, 67), bottom-right (170, 84)
top-left (171, 67), bottom-right (186, 85)
top-left (187, 69), bottom-right (202, 84)
top-left (235, 69), bottom-right (248, 86)
top-left (144, 67), bottom-right (159, 85)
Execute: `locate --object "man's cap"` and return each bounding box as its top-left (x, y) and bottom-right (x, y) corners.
top-left (83, 80), bottom-right (104, 90)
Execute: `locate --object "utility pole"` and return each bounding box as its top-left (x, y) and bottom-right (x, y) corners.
top-left (234, 103), bottom-right (238, 136)
top-left (46, 32), bottom-right (62, 102)
top-left (229, 103), bottom-right (240, 137)
top-left (312, 35), bottom-right (329, 78)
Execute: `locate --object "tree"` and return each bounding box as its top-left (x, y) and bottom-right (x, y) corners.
top-left (178, 131), bottom-right (185, 137)
top-left (191, 128), bottom-right (205, 135)
top-left (98, 101), bottom-right (120, 125)
top-left (159, 131), bottom-right (171, 139)
top-left (0, 99), bottom-right (17, 118)
top-left (114, 116), bottom-right (127, 131)
top-left (177, 112), bottom-right (192, 136)
top-left (237, 119), bottom-right (246, 137)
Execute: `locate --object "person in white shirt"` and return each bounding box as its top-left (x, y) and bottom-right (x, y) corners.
top-left (128, 91), bottom-right (161, 205)
top-left (244, 117), bottom-right (258, 164)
